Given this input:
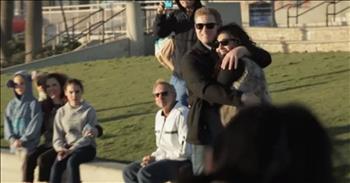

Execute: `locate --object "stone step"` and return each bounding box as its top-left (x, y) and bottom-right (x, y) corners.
top-left (256, 40), bottom-right (350, 53)
top-left (245, 26), bottom-right (350, 42)
top-left (0, 148), bottom-right (126, 183)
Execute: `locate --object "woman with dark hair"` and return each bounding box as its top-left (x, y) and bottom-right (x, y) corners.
top-left (154, 1), bottom-right (272, 107)
top-left (215, 23), bottom-right (271, 126)
top-left (180, 104), bottom-right (334, 183)
top-left (25, 73), bottom-right (68, 182)
top-left (50, 78), bottom-right (98, 183)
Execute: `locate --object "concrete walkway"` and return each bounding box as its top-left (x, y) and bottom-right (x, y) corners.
top-left (1, 148), bottom-right (126, 183)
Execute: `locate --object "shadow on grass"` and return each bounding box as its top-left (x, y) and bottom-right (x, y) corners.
top-left (327, 124), bottom-right (350, 182)
top-left (96, 101), bottom-right (153, 113)
top-left (269, 79), bottom-right (294, 85)
top-left (328, 124), bottom-right (350, 136)
top-left (98, 111), bottom-right (152, 123)
top-left (328, 124), bottom-right (350, 146)
top-left (270, 81), bottom-right (329, 93)
top-left (299, 68), bottom-right (350, 81)
top-left (269, 68), bottom-right (349, 86)
top-left (333, 164), bottom-right (350, 183)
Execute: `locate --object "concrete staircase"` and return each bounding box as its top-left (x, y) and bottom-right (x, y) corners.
top-left (245, 26), bottom-right (350, 53)
top-left (1, 148), bottom-right (126, 183)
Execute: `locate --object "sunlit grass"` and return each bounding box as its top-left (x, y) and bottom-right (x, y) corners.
top-left (1, 52), bottom-right (349, 181)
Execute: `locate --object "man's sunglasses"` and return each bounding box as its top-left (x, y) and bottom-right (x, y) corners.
top-left (215, 39), bottom-right (241, 47)
top-left (195, 23), bottom-right (216, 30)
top-left (153, 91), bottom-right (169, 98)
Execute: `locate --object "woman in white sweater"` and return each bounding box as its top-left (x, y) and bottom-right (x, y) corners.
top-left (50, 78), bottom-right (98, 183)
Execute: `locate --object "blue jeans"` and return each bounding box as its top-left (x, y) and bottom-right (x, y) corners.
top-left (170, 74), bottom-right (188, 107)
top-left (50, 145), bottom-right (96, 183)
top-left (123, 159), bottom-right (191, 183)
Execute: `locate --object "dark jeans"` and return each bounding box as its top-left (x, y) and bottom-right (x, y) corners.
top-left (50, 145), bottom-right (96, 183)
top-left (24, 145), bottom-right (56, 182)
top-left (123, 159), bottom-right (191, 183)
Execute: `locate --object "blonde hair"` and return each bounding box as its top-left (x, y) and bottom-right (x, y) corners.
top-left (153, 79), bottom-right (176, 97)
top-left (194, 7), bottom-right (222, 26)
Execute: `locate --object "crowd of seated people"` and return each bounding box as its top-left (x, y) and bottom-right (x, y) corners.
top-left (3, 1), bottom-right (334, 183)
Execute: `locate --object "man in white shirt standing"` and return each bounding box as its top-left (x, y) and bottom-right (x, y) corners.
top-left (123, 79), bottom-right (191, 183)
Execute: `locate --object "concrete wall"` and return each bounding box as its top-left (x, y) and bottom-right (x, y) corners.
top-left (245, 26), bottom-right (350, 41)
top-left (238, 0), bottom-right (350, 27)
top-left (2, 37), bottom-right (130, 74)
top-left (207, 2), bottom-right (242, 25)
top-left (274, 1), bottom-right (350, 27)
top-left (245, 26), bottom-right (350, 53)
top-left (144, 33), bottom-right (155, 56)
top-left (258, 40), bottom-right (350, 53)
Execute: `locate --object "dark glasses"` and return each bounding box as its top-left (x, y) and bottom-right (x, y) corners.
top-left (153, 91), bottom-right (169, 98)
top-left (195, 23), bottom-right (216, 30)
top-left (6, 80), bottom-right (20, 88)
top-left (215, 39), bottom-right (241, 46)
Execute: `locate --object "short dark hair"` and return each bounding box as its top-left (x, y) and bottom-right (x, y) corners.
top-left (64, 78), bottom-right (84, 93)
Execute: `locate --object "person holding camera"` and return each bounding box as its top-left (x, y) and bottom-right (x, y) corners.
top-left (153, 0), bottom-right (203, 107)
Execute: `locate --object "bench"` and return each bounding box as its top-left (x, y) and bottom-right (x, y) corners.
top-left (1, 148), bottom-right (127, 183)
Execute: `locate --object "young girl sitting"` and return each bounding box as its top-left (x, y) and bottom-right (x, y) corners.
top-left (50, 78), bottom-right (98, 183)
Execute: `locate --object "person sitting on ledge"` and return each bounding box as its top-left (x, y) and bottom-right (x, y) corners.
top-left (123, 79), bottom-right (191, 183)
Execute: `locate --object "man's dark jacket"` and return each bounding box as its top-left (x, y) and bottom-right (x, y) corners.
top-left (153, 0), bottom-right (203, 79)
top-left (181, 41), bottom-right (243, 145)
top-left (181, 41), bottom-right (272, 145)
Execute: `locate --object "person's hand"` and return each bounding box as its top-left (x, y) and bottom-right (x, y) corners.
top-left (83, 129), bottom-right (95, 137)
top-left (141, 155), bottom-right (155, 167)
top-left (157, 2), bottom-right (165, 15)
top-left (221, 46), bottom-right (249, 70)
top-left (157, 2), bottom-right (173, 15)
top-left (57, 149), bottom-right (71, 161)
top-left (13, 139), bottom-right (22, 148)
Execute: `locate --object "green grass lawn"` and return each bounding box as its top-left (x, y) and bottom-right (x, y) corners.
top-left (1, 52), bottom-right (349, 181)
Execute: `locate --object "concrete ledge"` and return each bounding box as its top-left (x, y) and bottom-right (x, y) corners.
top-left (1, 37), bottom-right (130, 74)
top-left (1, 148), bottom-right (126, 183)
top-left (80, 159), bottom-right (126, 183)
top-left (257, 40), bottom-right (350, 53)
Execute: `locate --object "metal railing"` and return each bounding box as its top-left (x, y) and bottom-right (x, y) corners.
top-left (287, 1), bottom-right (329, 27)
top-left (42, 8), bottom-right (104, 48)
top-left (71, 8), bottom-right (127, 44)
top-left (326, 0), bottom-right (350, 26)
top-left (285, 0), bottom-right (350, 27)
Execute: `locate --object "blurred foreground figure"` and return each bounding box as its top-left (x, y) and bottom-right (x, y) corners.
top-left (179, 104), bottom-right (334, 183)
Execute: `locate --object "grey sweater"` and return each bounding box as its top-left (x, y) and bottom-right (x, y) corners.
top-left (53, 100), bottom-right (98, 152)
